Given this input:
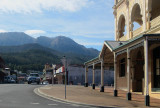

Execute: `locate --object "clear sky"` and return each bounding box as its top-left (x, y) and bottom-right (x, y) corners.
top-left (0, 0), bottom-right (115, 51)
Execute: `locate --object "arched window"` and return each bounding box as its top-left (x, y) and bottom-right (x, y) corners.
top-left (118, 15), bottom-right (126, 39)
top-left (131, 3), bottom-right (142, 31)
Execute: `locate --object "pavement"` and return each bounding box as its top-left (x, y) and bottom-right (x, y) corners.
top-left (0, 84), bottom-right (102, 108)
top-left (37, 85), bottom-right (160, 108)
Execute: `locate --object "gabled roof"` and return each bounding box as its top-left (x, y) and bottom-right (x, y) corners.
top-left (105, 41), bottom-right (128, 52)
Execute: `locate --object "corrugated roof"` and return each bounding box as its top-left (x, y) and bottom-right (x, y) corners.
top-left (113, 34), bottom-right (144, 51)
top-left (84, 56), bottom-right (99, 65)
top-left (105, 41), bottom-right (128, 50)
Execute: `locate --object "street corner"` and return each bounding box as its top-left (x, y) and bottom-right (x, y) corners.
top-left (34, 86), bottom-right (109, 108)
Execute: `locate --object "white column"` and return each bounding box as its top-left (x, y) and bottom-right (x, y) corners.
top-left (127, 49), bottom-right (131, 92)
top-left (101, 60), bottom-right (104, 87)
top-left (85, 65), bottom-right (88, 87)
top-left (144, 36), bottom-right (150, 106)
top-left (100, 59), bottom-right (104, 92)
top-left (114, 52), bottom-right (117, 90)
top-left (93, 63), bottom-right (95, 84)
top-left (144, 37), bottom-right (149, 95)
top-left (114, 52), bottom-right (118, 96)
top-left (127, 48), bottom-right (131, 100)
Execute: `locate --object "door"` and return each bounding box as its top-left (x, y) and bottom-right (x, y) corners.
top-left (153, 47), bottom-right (160, 88)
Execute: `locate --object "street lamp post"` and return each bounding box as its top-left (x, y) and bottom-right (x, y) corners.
top-left (61, 56), bottom-right (70, 99)
top-left (61, 56), bottom-right (67, 99)
top-left (64, 57), bottom-right (67, 99)
top-left (52, 64), bottom-right (56, 86)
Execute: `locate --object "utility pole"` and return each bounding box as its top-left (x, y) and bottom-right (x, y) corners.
top-left (64, 56), bottom-right (67, 99)
top-left (61, 56), bottom-right (70, 99)
top-left (52, 64), bottom-right (56, 86)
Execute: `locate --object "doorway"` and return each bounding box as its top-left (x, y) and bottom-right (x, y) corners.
top-left (133, 51), bottom-right (144, 92)
top-left (153, 46), bottom-right (160, 88)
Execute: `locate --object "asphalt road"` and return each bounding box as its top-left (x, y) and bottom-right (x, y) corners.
top-left (0, 84), bottom-right (107, 108)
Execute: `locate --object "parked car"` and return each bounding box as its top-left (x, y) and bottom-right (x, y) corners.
top-left (27, 73), bottom-right (40, 84)
top-left (4, 76), bottom-right (16, 83)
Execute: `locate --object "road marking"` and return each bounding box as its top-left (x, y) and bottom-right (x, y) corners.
top-left (30, 103), bottom-right (40, 105)
top-left (71, 104), bottom-right (81, 107)
top-left (48, 104), bottom-right (58, 106)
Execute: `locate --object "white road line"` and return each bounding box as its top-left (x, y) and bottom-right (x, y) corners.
top-left (30, 103), bottom-right (40, 105)
top-left (48, 104), bottom-right (58, 106)
top-left (71, 104), bottom-right (81, 107)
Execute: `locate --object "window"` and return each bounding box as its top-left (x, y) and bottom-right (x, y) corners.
top-left (119, 58), bottom-right (125, 77)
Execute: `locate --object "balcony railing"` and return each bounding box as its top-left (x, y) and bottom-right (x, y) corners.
top-left (133, 26), bottom-right (143, 37)
top-left (150, 15), bottom-right (160, 28)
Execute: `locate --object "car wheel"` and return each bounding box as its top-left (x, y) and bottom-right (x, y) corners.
top-left (28, 81), bottom-right (31, 84)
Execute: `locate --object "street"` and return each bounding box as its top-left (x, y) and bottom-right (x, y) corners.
top-left (0, 84), bottom-right (106, 108)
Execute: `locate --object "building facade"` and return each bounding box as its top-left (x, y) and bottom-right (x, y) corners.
top-left (84, 0), bottom-right (160, 106)
top-left (55, 65), bottom-right (113, 86)
top-left (43, 64), bottom-right (54, 84)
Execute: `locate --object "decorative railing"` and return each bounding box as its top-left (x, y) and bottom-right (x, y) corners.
top-left (133, 26), bottom-right (143, 37)
top-left (150, 15), bottom-right (160, 28)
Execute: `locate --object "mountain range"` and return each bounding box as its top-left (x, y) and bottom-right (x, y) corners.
top-left (0, 32), bottom-right (99, 71)
top-left (0, 32), bottom-right (99, 57)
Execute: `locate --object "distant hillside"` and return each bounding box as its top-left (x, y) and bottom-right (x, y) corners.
top-left (37, 36), bottom-right (99, 57)
top-left (0, 43), bottom-right (61, 55)
top-left (0, 43), bottom-right (98, 72)
top-left (0, 32), bottom-right (99, 57)
top-left (1, 49), bottom-right (60, 72)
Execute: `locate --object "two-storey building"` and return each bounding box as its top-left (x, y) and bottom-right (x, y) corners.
top-left (84, 0), bottom-right (160, 106)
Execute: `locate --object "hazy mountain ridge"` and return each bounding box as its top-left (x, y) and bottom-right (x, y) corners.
top-left (0, 32), bottom-right (35, 46)
top-left (0, 32), bottom-right (99, 57)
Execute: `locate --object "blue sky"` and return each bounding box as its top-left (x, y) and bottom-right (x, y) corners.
top-left (0, 0), bottom-right (115, 51)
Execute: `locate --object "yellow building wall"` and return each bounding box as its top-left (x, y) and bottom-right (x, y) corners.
top-left (116, 0), bottom-right (144, 41)
top-left (115, 0), bottom-right (160, 98)
top-left (116, 53), bottom-right (127, 90)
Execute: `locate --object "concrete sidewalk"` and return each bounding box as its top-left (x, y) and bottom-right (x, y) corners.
top-left (38, 85), bottom-right (159, 107)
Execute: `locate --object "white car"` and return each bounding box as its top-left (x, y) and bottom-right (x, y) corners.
top-left (27, 73), bottom-right (40, 84)
top-left (4, 76), bottom-right (16, 83)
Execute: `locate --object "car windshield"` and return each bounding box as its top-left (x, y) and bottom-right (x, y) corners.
top-left (30, 74), bottom-right (39, 77)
